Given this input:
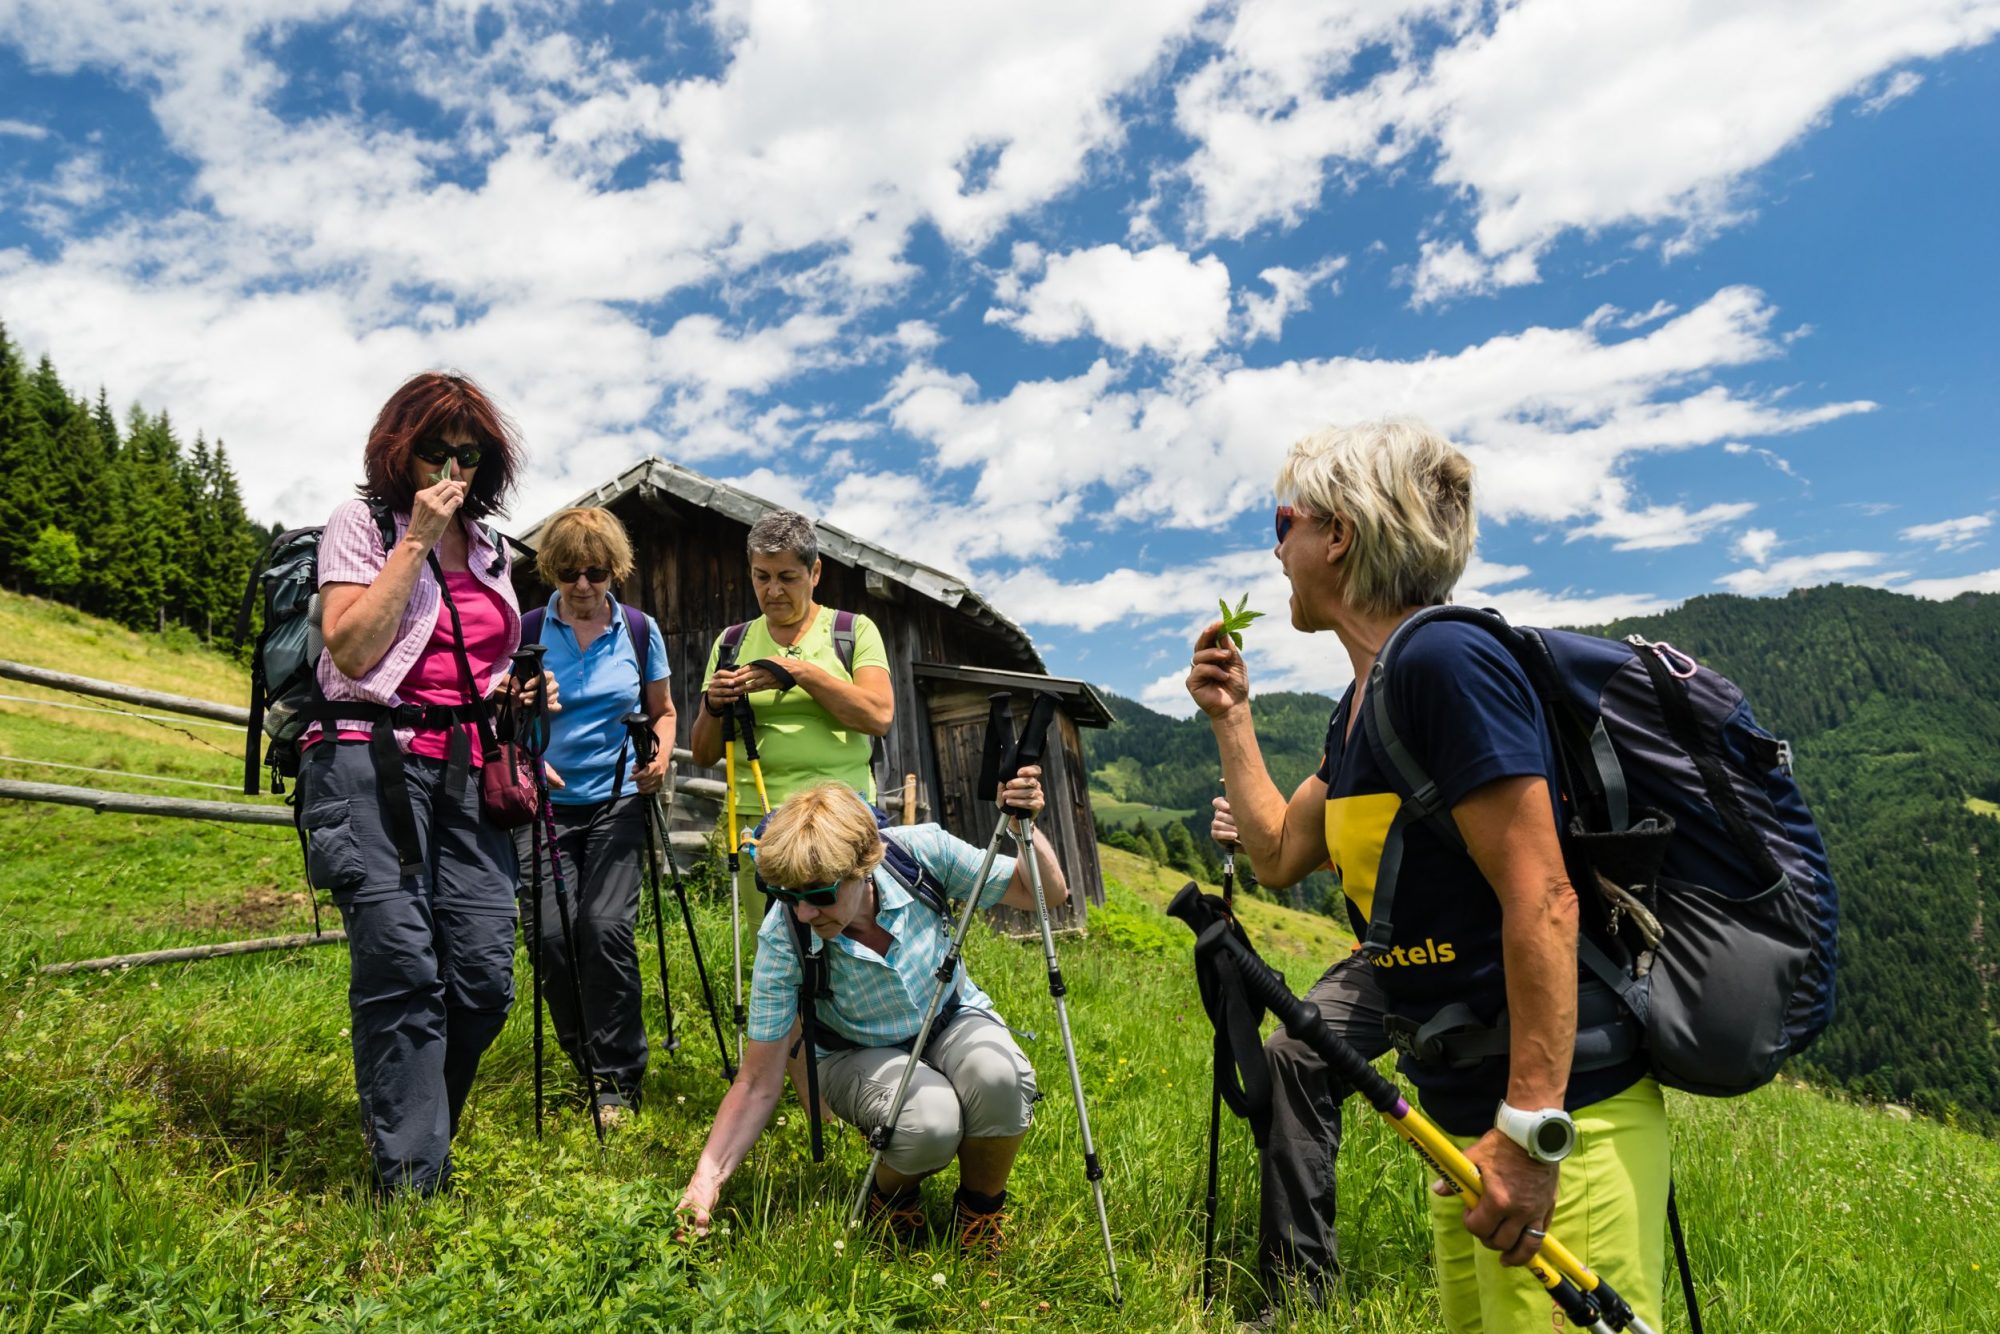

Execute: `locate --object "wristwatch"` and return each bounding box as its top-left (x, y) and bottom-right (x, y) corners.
top-left (1495, 1101), bottom-right (1576, 1164)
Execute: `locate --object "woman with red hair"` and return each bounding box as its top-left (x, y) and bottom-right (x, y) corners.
top-left (295, 371), bottom-right (539, 1197)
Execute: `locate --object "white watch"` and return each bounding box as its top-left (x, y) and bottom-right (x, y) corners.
top-left (1495, 1101), bottom-right (1576, 1164)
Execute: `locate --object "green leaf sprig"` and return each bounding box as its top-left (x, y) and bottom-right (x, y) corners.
top-left (1217, 593), bottom-right (1265, 648)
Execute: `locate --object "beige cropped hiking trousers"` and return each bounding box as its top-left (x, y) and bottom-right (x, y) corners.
top-left (816, 1009), bottom-right (1038, 1176)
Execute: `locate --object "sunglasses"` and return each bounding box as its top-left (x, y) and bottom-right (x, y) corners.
top-left (1275, 504), bottom-right (1298, 544)
top-left (767, 881), bottom-right (843, 909)
top-left (556, 566), bottom-right (613, 584)
top-left (414, 440), bottom-right (488, 468)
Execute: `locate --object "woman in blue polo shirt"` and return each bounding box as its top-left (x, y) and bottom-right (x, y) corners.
top-left (520, 506), bottom-right (674, 1125)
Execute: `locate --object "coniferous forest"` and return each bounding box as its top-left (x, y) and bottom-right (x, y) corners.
top-left (0, 321), bottom-right (268, 640)
top-left (1086, 587), bottom-right (2000, 1131)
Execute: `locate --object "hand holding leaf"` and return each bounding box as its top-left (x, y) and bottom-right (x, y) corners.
top-left (1216, 593), bottom-right (1265, 648)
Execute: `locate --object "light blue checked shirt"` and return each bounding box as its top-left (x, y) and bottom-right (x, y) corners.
top-left (746, 824), bottom-right (1016, 1048)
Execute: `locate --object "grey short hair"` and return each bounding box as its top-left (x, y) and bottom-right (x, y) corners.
top-left (1275, 418), bottom-right (1476, 616)
top-left (746, 508), bottom-right (819, 570)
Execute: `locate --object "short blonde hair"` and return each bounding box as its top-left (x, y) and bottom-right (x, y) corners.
top-left (754, 783), bottom-right (885, 890)
top-left (536, 507), bottom-right (636, 586)
top-left (1275, 419), bottom-right (1476, 615)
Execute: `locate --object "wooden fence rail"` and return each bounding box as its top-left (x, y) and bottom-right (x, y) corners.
top-left (0, 658), bottom-right (250, 726)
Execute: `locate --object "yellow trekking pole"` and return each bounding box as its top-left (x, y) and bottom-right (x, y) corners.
top-left (1170, 886), bottom-right (1655, 1334)
top-left (722, 721), bottom-right (746, 1066)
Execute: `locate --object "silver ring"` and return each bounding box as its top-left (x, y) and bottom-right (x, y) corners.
top-left (1524, 1227), bottom-right (1547, 1239)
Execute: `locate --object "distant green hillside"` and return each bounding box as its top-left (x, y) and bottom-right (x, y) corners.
top-left (1088, 585), bottom-right (2000, 1129)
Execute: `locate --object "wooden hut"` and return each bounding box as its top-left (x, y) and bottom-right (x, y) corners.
top-left (516, 457), bottom-right (1113, 929)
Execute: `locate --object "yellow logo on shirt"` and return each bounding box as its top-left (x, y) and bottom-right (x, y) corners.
top-left (1324, 791), bottom-right (1455, 967)
top-left (1323, 791), bottom-right (1401, 919)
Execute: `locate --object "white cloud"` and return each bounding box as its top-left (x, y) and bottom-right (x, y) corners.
top-left (1899, 512), bottom-right (1992, 551)
top-left (1715, 550), bottom-right (1884, 595)
top-left (1887, 566), bottom-right (2000, 598)
top-left (1861, 69), bottom-right (1926, 114)
top-left (0, 118), bottom-right (50, 138)
top-left (1178, 0), bottom-right (2000, 294)
top-left (0, 0), bottom-right (1212, 525)
top-left (1567, 499), bottom-right (1758, 551)
top-left (988, 244), bottom-right (1235, 361)
top-left (1238, 256), bottom-right (1348, 343)
top-left (890, 285), bottom-right (1870, 552)
top-left (1734, 527), bottom-right (1781, 564)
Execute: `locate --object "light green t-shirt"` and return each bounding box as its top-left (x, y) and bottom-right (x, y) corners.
top-left (702, 608), bottom-right (890, 813)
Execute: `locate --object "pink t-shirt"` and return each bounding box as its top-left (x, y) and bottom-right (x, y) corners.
top-left (330, 572), bottom-right (510, 763)
top-left (398, 572), bottom-right (512, 763)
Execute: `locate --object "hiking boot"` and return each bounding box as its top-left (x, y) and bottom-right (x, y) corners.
top-left (865, 1185), bottom-right (927, 1245)
top-left (952, 1187), bottom-right (1006, 1258)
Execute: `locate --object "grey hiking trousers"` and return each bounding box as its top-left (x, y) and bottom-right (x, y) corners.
top-left (299, 740), bottom-right (518, 1197)
top-left (1258, 950), bottom-right (1391, 1295)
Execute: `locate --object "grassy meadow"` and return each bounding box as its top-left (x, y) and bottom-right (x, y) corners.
top-left (2, 590), bottom-right (1997, 1331)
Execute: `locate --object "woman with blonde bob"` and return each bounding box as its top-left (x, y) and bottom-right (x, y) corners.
top-left (517, 506), bottom-right (674, 1124)
top-left (1190, 419), bottom-right (1667, 1331)
top-left (675, 774), bottom-right (1064, 1253)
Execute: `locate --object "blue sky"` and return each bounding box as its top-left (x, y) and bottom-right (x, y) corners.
top-left (2, 1), bottom-right (1996, 711)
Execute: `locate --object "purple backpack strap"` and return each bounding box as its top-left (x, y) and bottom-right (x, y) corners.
top-left (831, 609), bottom-right (857, 675)
top-left (624, 603), bottom-right (651, 686)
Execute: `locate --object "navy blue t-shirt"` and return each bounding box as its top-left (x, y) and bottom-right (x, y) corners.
top-left (1318, 619), bottom-right (1646, 1133)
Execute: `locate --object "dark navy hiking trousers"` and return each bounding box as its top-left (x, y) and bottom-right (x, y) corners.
top-left (299, 740), bottom-right (517, 1196)
top-left (515, 795), bottom-right (650, 1106)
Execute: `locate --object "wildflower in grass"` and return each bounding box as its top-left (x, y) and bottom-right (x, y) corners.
top-left (832, 1240), bottom-right (845, 1253)
top-left (931, 1272), bottom-right (946, 1287)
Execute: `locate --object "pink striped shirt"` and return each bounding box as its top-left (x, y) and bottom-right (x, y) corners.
top-left (305, 498), bottom-right (522, 754)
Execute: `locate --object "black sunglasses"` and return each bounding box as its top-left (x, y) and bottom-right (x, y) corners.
top-left (767, 880), bottom-right (843, 909)
top-left (556, 566), bottom-right (613, 584)
top-left (414, 440), bottom-right (488, 468)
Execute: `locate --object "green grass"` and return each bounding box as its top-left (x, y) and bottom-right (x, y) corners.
top-left (4, 589), bottom-right (1999, 1331)
top-left (1087, 791), bottom-right (1196, 827)
top-left (1968, 796), bottom-right (2000, 822)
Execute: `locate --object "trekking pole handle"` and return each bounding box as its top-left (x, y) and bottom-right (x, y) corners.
top-left (623, 710), bottom-right (656, 766)
top-left (979, 690), bottom-right (1060, 818)
top-left (509, 643), bottom-right (550, 754)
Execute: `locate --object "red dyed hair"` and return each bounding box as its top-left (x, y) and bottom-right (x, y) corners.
top-left (358, 371), bottom-right (522, 521)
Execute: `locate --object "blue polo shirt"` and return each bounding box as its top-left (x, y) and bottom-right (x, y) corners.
top-left (535, 595), bottom-right (671, 806)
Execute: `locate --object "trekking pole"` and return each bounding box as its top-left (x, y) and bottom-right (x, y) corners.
top-left (1169, 888), bottom-right (1650, 1334)
top-left (1010, 690), bottom-right (1122, 1307)
top-left (528, 779), bottom-right (548, 1138)
top-left (626, 712), bottom-right (736, 1082)
top-left (622, 713), bottom-right (678, 1054)
top-left (514, 645), bottom-right (607, 1148)
top-left (846, 691), bottom-right (1025, 1228)
top-left (721, 711), bottom-right (747, 1066)
top-left (1201, 810), bottom-right (1236, 1309)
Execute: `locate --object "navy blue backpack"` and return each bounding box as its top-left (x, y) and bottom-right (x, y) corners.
top-left (1360, 605), bottom-right (1839, 1098)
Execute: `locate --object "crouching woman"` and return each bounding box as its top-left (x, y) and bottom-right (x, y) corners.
top-left (675, 774), bottom-right (1065, 1251)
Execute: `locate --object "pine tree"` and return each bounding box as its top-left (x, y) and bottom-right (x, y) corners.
top-left (0, 322), bottom-right (58, 587)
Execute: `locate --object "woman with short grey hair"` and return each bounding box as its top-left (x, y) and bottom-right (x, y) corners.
top-left (1190, 418), bottom-right (1667, 1332)
top-left (688, 508), bottom-right (893, 811)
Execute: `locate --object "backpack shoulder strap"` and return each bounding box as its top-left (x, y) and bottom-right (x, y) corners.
top-left (365, 501), bottom-right (398, 554)
top-left (831, 609), bottom-right (857, 675)
top-left (878, 831), bottom-right (951, 918)
top-left (520, 606), bottom-right (546, 646)
top-left (1351, 605), bottom-right (1512, 957)
top-left (624, 604), bottom-right (651, 688)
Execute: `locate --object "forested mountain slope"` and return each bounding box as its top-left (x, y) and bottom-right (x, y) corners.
top-left (1086, 585), bottom-right (2000, 1127)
